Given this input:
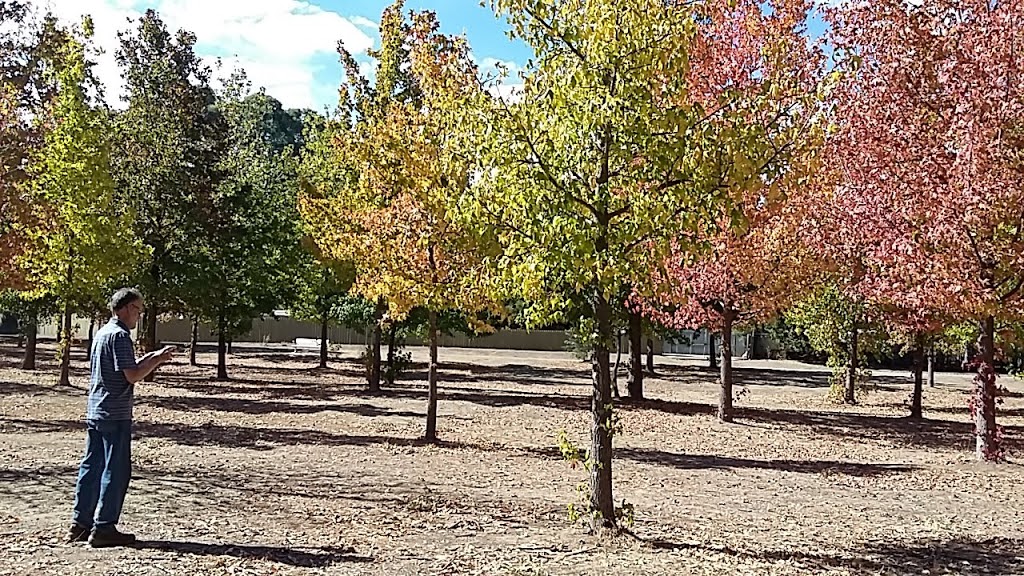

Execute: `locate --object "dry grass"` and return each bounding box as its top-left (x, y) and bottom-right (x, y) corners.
top-left (1, 341), bottom-right (1023, 575)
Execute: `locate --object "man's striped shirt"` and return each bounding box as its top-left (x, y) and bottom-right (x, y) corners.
top-left (85, 319), bottom-right (137, 421)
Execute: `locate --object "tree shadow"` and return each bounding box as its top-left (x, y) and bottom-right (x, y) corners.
top-left (0, 379), bottom-right (85, 396)
top-left (138, 394), bottom-right (423, 418)
top-left (157, 377), bottom-right (360, 401)
top-left (616, 397), bottom-right (715, 417)
top-left (130, 540), bottom-right (372, 567)
top-left (879, 403), bottom-right (1024, 419)
top-left (0, 461), bottom-right (415, 512)
top-left (655, 364), bottom-right (911, 391)
top-left (643, 535), bottom-right (1024, 575)
top-left (617, 448), bottom-right (915, 477)
top-left (224, 363), bottom-right (367, 380)
top-left (160, 376), bottom-right (592, 412)
top-left (737, 407), bottom-right (1024, 452)
top-left (420, 361), bottom-right (589, 388)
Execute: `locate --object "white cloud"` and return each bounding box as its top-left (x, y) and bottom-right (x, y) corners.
top-left (487, 82), bottom-right (523, 104)
top-left (349, 15), bottom-right (378, 30)
top-left (41, 0), bottom-right (374, 110)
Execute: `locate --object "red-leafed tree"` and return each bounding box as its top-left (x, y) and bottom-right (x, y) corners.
top-left (824, 0), bottom-right (1024, 460)
top-left (637, 0), bottom-right (825, 421)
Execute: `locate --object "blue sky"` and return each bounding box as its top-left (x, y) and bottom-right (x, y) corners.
top-left (46, 0), bottom-right (831, 112)
top-left (312, 0), bottom-right (535, 112)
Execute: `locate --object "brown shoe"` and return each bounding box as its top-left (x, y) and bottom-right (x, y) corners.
top-left (88, 526), bottom-right (136, 548)
top-left (66, 523), bottom-right (90, 543)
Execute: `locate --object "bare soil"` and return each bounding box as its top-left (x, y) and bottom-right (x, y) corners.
top-left (1, 342), bottom-right (1023, 576)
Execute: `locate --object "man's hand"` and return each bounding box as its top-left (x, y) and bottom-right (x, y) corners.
top-left (157, 345), bottom-right (176, 363)
top-left (125, 345), bottom-right (177, 383)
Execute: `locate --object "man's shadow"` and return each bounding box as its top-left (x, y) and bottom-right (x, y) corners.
top-left (131, 540), bottom-right (372, 568)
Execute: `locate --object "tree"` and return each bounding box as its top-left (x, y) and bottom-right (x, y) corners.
top-left (19, 17), bottom-right (142, 386)
top-left (291, 239), bottom-right (355, 369)
top-left (0, 3), bottom-right (52, 292)
top-left (298, 2), bottom-right (418, 394)
top-left (0, 81), bottom-right (29, 290)
top-left (0, 289), bottom-right (55, 369)
top-left (187, 76), bottom-right (304, 381)
top-left (635, 0), bottom-right (824, 420)
top-left (824, 0), bottom-right (1024, 460)
top-left (113, 9), bottom-right (222, 356)
top-left (301, 2), bottom-right (496, 441)
top-left (466, 0), bottom-right (815, 529)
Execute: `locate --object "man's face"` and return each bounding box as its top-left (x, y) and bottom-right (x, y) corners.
top-left (124, 299), bottom-right (145, 330)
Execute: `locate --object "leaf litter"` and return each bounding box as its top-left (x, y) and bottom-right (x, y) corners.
top-left (0, 343), bottom-right (1022, 575)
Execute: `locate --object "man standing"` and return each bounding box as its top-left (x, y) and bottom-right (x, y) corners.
top-left (67, 288), bottom-right (174, 547)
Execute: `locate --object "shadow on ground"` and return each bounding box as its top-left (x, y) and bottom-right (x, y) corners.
top-left (655, 364), bottom-right (912, 391)
top-left (645, 535), bottom-right (1024, 576)
top-left (0, 462), bottom-right (434, 510)
top-left (0, 379), bottom-right (85, 396)
top-left (131, 540), bottom-right (372, 567)
top-left (615, 449), bottom-right (914, 476)
top-left (138, 394), bottom-right (424, 418)
top-left (736, 407), bottom-right (1024, 452)
top-left (0, 419), bottom-right (924, 480)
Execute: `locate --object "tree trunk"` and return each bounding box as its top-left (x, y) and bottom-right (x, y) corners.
top-left (59, 301), bottom-right (72, 387)
top-left (645, 337), bottom-right (655, 374)
top-left (368, 298), bottom-right (384, 394)
top-left (974, 316), bottom-right (999, 461)
top-left (144, 306), bottom-right (158, 351)
top-left (22, 321), bottom-right (37, 371)
top-left (611, 330), bottom-right (622, 399)
top-left (746, 326), bottom-right (764, 360)
top-left (189, 316), bottom-right (198, 366)
top-left (424, 310), bottom-right (440, 443)
top-left (319, 313), bottom-right (329, 369)
top-left (927, 347), bottom-right (935, 388)
top-left (844, 323), bottom-right (858, 404)
top-left (216, 315), bottom-right (228, 381)
top-left (910, 336), bottom-right (925, 420)
top-left (708, 331), bottom-right (718, 370)
top-left (719, 313), bottom-right (735, 422)
top-left (143, 304), bottom-right (159, 382)
top-left (86, 319), bottom-right (95, 356)
top-left (627, 311), bottom-right (643, 400)
top-left (589, 289), bottom-right (615, 529)
top-left (386, 325), bottom-right (397, 386)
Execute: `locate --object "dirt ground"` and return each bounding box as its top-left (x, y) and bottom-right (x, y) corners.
top-left (1, 341), bottom-right (1023, 576)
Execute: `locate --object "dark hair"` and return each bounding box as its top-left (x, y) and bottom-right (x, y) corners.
top-left (109, 288), bottom-right (143, 313)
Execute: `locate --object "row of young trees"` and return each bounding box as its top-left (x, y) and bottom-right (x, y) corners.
top-left (3, 0), bottom-right (1024, 531)
top-left (297, 0), bottom-right (1024, 529)
top-left (0, 5), bottom-right (341, 383)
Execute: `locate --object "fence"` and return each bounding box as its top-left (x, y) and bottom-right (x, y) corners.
top-left (33, 315), bottom-right (580, 353)
top-left (31, 315), bottom-right (792, 357)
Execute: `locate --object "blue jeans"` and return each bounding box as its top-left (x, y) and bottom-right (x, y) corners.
top-left (72, 420), bottom-right (132, 529)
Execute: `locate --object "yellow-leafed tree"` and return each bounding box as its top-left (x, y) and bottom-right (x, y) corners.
top-left (300, 1), bottom-right (495, 442)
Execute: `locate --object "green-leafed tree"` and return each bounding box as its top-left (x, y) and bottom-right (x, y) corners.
top-left (188, 74), bottom-right (304, 380)
top-left (113, 9), bottom-right (221, 356)
top-left (20, 17), bottom-right (143, 385)
top-left (785, 283), bottom-right (890, 402)
top-left (463, 0), bottom-right (817, 529)
top-left (0, 290), bottom-right (56, 369)
top-left (291, 238), bottom-right (355, 368)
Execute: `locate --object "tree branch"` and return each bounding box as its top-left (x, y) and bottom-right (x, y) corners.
top-left (522, 5), bottom-right (588, 64)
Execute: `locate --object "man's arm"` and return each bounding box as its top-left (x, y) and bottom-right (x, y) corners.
top-left (115, 337), bottom-right (174, 384)
top-left (123, 355), bottom-right (166, 384)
